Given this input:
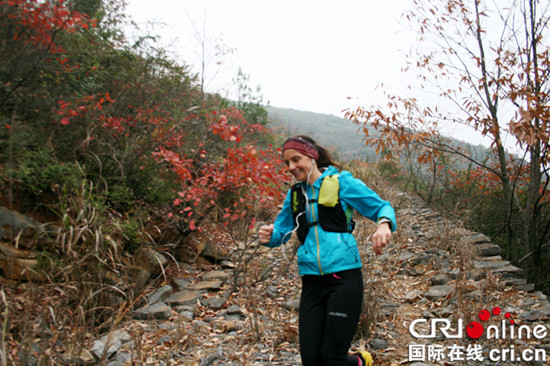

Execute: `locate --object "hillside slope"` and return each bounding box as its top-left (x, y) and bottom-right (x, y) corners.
top-left (267, 106), bottom-right (380, 161)
top-left (267, 106), bottom-right (491, 166)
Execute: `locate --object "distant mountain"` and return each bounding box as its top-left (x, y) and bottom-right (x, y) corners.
top-left (266, 105), bottom-right (492, 166)
top-left (266, 106), bottom-right (380, 161)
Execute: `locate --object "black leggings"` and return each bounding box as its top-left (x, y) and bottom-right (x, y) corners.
top-left (299, 268), bottom-right (364, 366)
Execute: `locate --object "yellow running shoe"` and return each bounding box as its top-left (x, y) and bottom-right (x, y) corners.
top-left (357, 350), bottom-right (373, 366)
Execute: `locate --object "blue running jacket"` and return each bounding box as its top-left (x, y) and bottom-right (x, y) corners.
top-left (263, 166), bottom-right (396, 276)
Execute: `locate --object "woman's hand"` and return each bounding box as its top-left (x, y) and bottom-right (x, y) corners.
top-left (372, 222), bottom-right (392, 255)
top-left (258, 224), bottom-right (274, 244)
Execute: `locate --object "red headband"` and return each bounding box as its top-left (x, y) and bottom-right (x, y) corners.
top-left (282, 137), bottom-right (319, 160)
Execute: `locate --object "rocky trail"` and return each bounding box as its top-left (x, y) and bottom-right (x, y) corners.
top-left (6, 191), bottom-right (550, 365)
top-left (84, 192), bottom-right (550, 366)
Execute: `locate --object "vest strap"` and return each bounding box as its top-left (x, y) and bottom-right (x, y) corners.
top-left (290, 174), bottom-right (355, 244)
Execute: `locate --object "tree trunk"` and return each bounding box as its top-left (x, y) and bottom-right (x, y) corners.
top-left (523, 0), bottom-right (543, 280)
top-left (474, 1), bottom-right (515, 256)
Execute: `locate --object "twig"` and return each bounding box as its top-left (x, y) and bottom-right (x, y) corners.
top-left (0, 290), bottom-right (8, 366)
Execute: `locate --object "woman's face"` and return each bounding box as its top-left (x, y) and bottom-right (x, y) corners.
top-left (283, 149), bottom-right (319, 183)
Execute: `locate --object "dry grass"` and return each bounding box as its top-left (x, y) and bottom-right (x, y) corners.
top-left (0, 183), bottom-right (147, 365)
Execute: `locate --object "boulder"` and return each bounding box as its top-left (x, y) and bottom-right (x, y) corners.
top-left (134, 246), bottom-right (168, 277)
top-left (0, 207), bottom-right (42, 249)
top-left (0, 242), bottom-right (45, 281)
top-left (202, 242), bottom-right (230, 263)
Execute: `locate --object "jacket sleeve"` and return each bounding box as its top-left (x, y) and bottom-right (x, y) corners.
top-left (263, 189), bottom-right (296, 247)
top-left (338, 170), bottom-right (397, 232)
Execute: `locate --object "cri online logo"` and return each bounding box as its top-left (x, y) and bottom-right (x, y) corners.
top-left (467, 307), bottom-right (512, 339)
top-left (410, 306), bottom-right (548, 340)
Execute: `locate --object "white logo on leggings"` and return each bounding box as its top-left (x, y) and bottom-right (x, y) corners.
top-left (329, 311), bottom-right (348, 318)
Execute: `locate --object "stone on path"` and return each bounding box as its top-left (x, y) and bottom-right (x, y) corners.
top-left (166, 290), bottom-right (202, 307)
top-left (460, 232), bottom-right (491, 245)
top-left (430, 274), bottom-right (450, 286)
top-left (133, 302), bottom-right (172, 321)
top-left (474, 259), bottom-right (510, 270)
top-left (475, 243), bottom-right (502, 257)
top-left (190, 280), bottom-right (223, 291)
top-left (405, 290), bottom-right (423, 302)
top-left (424, 285), bottom-right (452, 301)
top-left (201, 296), bottom-right (226, 310)
top-left (203, 270), bottom-right (230, 282)
top-left (282, 299), bottom-right (300, 312)
top-left (91, 330), bottom-right (130, 359)
top-left (147, 284), bottom-right (173, 304)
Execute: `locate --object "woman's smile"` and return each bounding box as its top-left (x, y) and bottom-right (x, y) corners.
top-left (282, 149), bottom-right (320, 184)
top-left (290, 166), bottom-right (306, 180)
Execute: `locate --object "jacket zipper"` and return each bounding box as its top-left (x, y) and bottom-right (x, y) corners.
top-left (310, 185), bottom-right (323, 275)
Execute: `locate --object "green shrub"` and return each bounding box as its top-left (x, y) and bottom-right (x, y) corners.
top-left (106, 183), bottom-right (133, 210)
top-left (120, 218), bottom-right (143, 253)
top-left (9, 148), bottom-right (83, 199)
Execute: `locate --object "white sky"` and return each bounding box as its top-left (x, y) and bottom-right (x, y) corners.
top-left (124, 0), bottom-right (413, 118)
top-left (124, 0), bottom-right (527, 153)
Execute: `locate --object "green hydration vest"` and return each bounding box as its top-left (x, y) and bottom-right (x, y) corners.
top-left (291, 174), bottom-right (355, 244)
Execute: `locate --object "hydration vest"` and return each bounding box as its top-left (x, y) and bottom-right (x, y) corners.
top-left (290, 174), bottom-right (355, 244)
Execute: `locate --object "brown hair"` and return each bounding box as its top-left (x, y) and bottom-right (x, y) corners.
top-left (292, 135), bottom-right (340, 169)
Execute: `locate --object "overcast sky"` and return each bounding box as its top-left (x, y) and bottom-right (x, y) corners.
top-left (125, 0), bottom-right (413, 118)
